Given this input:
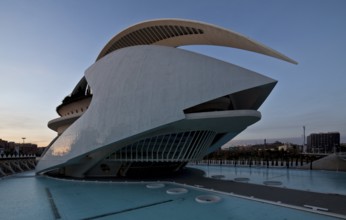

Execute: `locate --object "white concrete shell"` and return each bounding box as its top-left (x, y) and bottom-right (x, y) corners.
top-left (36, 19), bottom-right (295, 178)
top-left (97, 19), bottom-right (297, 64)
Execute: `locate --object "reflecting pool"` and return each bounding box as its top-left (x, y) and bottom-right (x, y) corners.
top-left (189, 164), bottom-right (346, 195)
top-left (0, 171), bottom-right (342, 219)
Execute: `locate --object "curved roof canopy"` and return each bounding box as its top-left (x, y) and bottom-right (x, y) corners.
top-left (97, 18), bottom-right (297, 64)
top-left (61, 18), bottom-right (297, 115)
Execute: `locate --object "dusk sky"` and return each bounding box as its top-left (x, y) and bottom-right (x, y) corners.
top-left (1, 0), bottom-right (345, 147)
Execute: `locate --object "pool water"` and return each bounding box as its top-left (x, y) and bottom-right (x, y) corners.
top-left (190, 164), bottom-right (346, 195)
top-left (0, 171), bottom-right (341, 220)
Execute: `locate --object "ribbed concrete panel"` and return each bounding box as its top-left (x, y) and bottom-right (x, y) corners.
top-left (97, 19), bottom-right (297, 64)
top-left (106, 131), bottom-right (217, 162)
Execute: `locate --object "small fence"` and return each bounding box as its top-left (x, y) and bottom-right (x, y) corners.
top-left (195, 159), bottom-right (311, 168)
top-left (0, 154), bottom-right (36, 159)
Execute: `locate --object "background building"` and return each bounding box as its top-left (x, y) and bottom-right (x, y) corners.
top-left (0, 138), bottom-right (38, 155)
top-left (307, 132), bottom-right (340, 153)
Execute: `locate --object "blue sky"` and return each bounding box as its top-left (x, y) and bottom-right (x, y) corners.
top-left (0, 0), bottom-right (345, 146)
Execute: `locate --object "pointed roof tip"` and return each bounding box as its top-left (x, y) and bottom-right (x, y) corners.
top-left (289, 59), bottom-right (299, 65)
top-left (278, 55), bottom-right (298, 65)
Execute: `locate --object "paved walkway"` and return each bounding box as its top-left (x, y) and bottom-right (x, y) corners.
top-left (159, 168), bottom-right (346, 216)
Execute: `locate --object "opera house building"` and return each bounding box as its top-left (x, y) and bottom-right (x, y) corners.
top-left (36, 19), bottom-right (296, 178)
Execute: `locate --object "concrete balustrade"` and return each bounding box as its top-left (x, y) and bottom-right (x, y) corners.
top-left (0, 156), bottom-right (36, 177)
top-left (196, 159), bottom-right (310, 168)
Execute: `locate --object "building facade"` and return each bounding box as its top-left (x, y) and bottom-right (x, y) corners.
top-left (307, 132), bottom-right (340, 153)
top-left (0, 139), bottom-right (38, 155)
top-left (36, 19), bottom-right (296, 178)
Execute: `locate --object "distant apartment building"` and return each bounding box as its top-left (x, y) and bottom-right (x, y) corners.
top-left (0, 139), bottom-right (38, 155)
top-left (307, 132), bottom-right (340, 153)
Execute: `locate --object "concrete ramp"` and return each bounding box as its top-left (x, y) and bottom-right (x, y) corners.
top-left (302, 154), bottom-right (346, 171)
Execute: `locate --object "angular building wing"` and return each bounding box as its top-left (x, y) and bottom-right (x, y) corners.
top-left (36, 19), bottom-right (296, 178)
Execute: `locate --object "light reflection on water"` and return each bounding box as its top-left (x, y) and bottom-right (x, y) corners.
top-left (190, 164), bottom-right (346, 195)
top-left (0, 171), bottom-right (340, 220)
